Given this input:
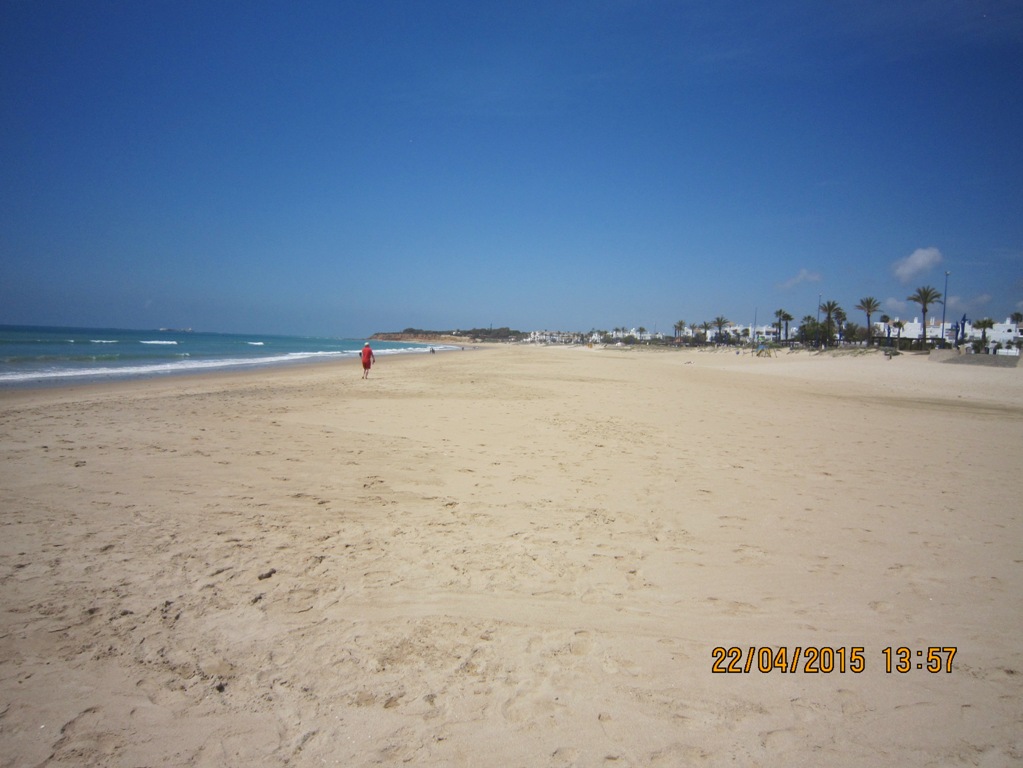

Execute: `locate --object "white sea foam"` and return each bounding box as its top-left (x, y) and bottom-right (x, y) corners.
top-left (284, 350), bottom-right (356, 358)
top-left (0, 329), bottom-right (453, 387)
top-left (0, 350), bottom-right (357, 384)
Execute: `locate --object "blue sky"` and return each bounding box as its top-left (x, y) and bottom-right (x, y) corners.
top-left (2, 1), bottom-right (1021, 337)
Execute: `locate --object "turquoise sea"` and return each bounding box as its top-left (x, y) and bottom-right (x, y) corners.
top-left (0, 325), bottom-right (449, 388)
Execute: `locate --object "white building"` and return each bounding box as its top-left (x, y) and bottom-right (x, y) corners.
top-left (706, 323), bottom-right (775, 343)
top-left (529, 328), bottom-right (670, 344)
top-left (606, 328), bottom-right (664, 342)
top-left (527, 330), bottom-right (584, 344)
top-left (873, 317), bottom-right (1022, 351)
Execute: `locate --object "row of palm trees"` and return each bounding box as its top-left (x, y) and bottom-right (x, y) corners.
top-left (672, 316), bottom-right (737, 343)
top-left (675, 286), bottom-right (1018, 349)
top-left (783, 287), bottom-right (945, 347)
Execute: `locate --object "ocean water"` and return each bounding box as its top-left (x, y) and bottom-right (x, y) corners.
top-left (0, 325), bottom-right (450, 387)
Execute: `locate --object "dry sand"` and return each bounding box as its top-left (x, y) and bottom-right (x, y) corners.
top-left (1, 345), bottom-right (1021, 767)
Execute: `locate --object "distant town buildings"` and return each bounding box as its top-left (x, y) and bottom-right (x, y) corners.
top-left (527, 328), bottom-right (666, 345)
top-left (525, 317), bottom-right (1022, 354)
top-left (527, 330), bottom-right (585, 345)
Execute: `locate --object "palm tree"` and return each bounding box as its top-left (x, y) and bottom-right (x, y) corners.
top-left (819, 300), bottom-right (842, 347)
top-left (773, 309), bottom-right (791, 342)
top-left (799, 315), bottom-right (817, 345)
top-left (892, 320), bottom-right (905, 345)
top-left (674, 320), bottom-right (686, 343)
top-left (879, 314), bottom-right (892, 346)
top-left (907, 285), bottom-right (942, 347)
top-left (713, 316), bottom-right (729, 344)
top-left (779, 310), bottom-right (793, 343)
top-left (700, 321), bottom-right (711, 345)
top-left (973, 318), bottom-right (995, 349)
top-left (855, 297), bottom-right (881, 347)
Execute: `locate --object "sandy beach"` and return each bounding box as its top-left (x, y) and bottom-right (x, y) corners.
top-left (1, 345), bottom-right (1021, 767)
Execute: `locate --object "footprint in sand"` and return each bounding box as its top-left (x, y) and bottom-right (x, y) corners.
top-left (501, 683), bottom-right (560, 724)
top-left (568, 630), bottom-right (593, 656)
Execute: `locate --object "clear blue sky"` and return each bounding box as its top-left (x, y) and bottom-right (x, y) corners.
top-left (2, 1), bottom-right (1021, 337)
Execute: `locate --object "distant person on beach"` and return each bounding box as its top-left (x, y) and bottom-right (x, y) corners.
top-left (361, 342), bottom-right (375, 379)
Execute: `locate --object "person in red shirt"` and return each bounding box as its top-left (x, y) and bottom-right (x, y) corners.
top-left (361, 342), bottom-right (376, 379)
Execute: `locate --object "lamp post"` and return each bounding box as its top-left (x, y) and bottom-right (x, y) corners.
top-left (941, 270), bottom-right (950, 348)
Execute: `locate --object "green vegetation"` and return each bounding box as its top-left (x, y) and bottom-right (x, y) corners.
top-left (971, 318), bottom-right (995, 352)
top-left (397, 327), bottom-right (528, 342)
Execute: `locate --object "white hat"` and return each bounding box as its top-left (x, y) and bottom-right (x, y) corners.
top-left (364, 342), bottom-right (370, 346)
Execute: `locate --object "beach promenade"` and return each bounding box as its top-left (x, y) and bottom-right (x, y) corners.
top-left (1, 345), bottom-right (1020, 766)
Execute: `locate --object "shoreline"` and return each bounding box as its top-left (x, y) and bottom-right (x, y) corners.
top-left (0, 345), bottom-right (475, 404)
top-left (1, 344), bottom-right (1020, 765)
top-left (0, 342), bottom-right (466, 395)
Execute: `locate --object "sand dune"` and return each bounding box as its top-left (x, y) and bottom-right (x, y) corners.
top-left (2, 346), bottom-right (1021, 766)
